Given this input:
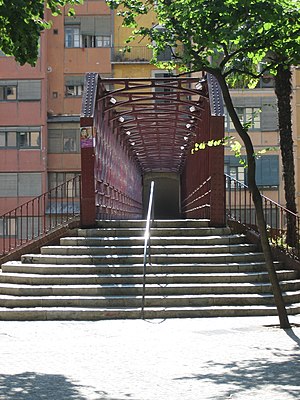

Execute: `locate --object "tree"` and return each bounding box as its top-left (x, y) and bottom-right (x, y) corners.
top-left (0, 0), bottom-right (83, 66)
top-left (106, 0), bottom-right (300, 328)
top-left (225, 2), bottom-right (300, 247)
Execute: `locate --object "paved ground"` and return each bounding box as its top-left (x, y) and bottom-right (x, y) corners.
top-left (0, 316), bottom-right (300, 400)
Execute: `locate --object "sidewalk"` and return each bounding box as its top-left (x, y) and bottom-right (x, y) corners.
top-left (0, 315), bottom-right (300, 400)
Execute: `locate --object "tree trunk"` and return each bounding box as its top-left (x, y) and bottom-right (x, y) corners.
top-left (216, 72), bottom-right (291, 329)
top-left (274, 65), bottom-right (297, 247)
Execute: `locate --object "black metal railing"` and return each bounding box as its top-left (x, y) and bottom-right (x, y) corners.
top-left (225, 174), bottom-right (300, 259)
top-left (0, 175), bottom-right (81, 257)
top-left (111, 45), bottom-right (184, 63)
top-left (141, 180), bottom-right (155, 319)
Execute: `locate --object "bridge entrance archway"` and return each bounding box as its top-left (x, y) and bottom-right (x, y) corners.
top-left (80, 73), bottom-right (225, 226)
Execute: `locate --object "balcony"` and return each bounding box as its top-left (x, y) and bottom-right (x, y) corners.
top-left (111, 46), bottom-right (183, 64)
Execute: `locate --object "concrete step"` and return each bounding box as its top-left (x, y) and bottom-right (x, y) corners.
top-left (0, 292), bottom-right (299, 316)
top-left (60, 234), bottom-right (247, 247)
top-left (40, 243), bottom-right (257, 256)
top-left (20, 252), bottom-right (266, 265)
top-left (0, 303), bottom-right (299, 321)
top-left (0, 293), bottom-right (281, 308)
top-left (0, 270), bottom-right (297, 286)
top-left (0, 261), bottom-right (284, 275)
top-left (0, 280), bottom-right (300, 297)
top-left (0, 218), bottom-right (299, 321)
top-left (77, 227), bottom-right (232, 238)
top-left (94, 219), bottom-right (210, 228)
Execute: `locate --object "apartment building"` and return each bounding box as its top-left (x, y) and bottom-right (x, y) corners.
top-left (0, 0), bottom-right (298, 232)
top-left (0, 33), bottom-right (48, 238)
top-left (224, 75), bottom-right (282, 204)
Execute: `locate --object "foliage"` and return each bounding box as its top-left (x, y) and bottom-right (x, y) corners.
top-left (0, 0), bottom-right (83, 66)
top-left (191, 135), bottom-right (277, 169)
top-left (107, 0), bottom-right (300, 80)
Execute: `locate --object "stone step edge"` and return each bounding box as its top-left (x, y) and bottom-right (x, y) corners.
top-left (1, 278), bottom-right (299, 288)
top-left (0, 270), bottom-right (295, 278)
top-left (1, 304), bottom-right (299, 312)
top-left (20, 252), bottom-right (265, 259)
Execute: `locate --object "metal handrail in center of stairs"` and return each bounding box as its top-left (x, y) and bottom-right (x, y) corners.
top-left (141, 181), bottom-right (155, 319)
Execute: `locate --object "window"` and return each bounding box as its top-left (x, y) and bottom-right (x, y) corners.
top-left (64, 16), bottom-right (112, 48)
top-left (65, 26), bottom-right (80, 48)
top-left (48, 172), bottom-right (80, 198)
top-left (48, 129), bottom-right (79, 153)
top-left (18, 131), bottom-right (40, 148)
top-left (225, 157), bottom-right (246, 188)
top-left (80, 34), bottom-right (111, 48)
top-left (0, 129), bottom-right (40, 149)
top-left (0, 80), bottom-right (41, 101)
top-left (0, 131), bottom-right (17, 147)
top-left (0, 218), bottom-right (16, 237)
top-left (225, 107), bottom-right (261, 131)
top-left (0, 84), bottom-right (17, 101)
top-left (225, 155), bottom-right (279, 188)
top-left (96, 35), bottom-right (111, 47)
top-left (0, 173), bottom-right (42, 197)
top-left (65, 84), bottom-right (84, 97)
top-left (65, 76), bottom-right (84, 97)
top-left (153, 71), bottom-right (174, 104)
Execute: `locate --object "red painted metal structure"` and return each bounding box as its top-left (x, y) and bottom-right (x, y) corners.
top-left (80, 73), bottom-right (225, 226)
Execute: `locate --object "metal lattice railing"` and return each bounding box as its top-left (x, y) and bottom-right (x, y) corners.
top-left (0, 175), bottom-right (81, 257)
top-left (225, 174), bottom-right (300, 260)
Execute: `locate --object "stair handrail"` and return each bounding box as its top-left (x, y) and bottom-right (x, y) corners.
top-left (0, 175), bottom-right (81, 259)
top-left (225, 174), bottom-right (300, 259)
top-left (141, 180), bottom-right (155, 318)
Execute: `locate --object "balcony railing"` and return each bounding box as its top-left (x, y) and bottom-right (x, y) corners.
top-left (0, 175), bottom-right (81, 257)
top-left (111, 46), bottom-right (183, 63)
top-left (225, 174), bottom-right (300, 260)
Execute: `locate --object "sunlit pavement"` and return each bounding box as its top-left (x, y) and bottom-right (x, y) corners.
top-left (0, 316), bottom-right (300, 400)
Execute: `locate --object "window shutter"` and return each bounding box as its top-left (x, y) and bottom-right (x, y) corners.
top-left (18, 173), bottom-right (42, 196)
top-left (255, 155), bottom-right (279, 186)
top-left (65, 76), bottom-right (84, 86)
top-left (64, 16), bottom-right (81, 25)
top-left (261, 97), bottom-right (278, 131)
top-left (232, 96), bottom-right (262, 108)
top-left (18, 80), bottom-right (41, 100)
top-left (224, 155), bottom-right (246, 167)
top-left (48, 130), bottom-right (62, 153)
top-left (0, 173), bottom-right (18, 197)
top-left (94, 16), bottom-right (111, 35)
top-left (0, 80), bottom-right (17, 86)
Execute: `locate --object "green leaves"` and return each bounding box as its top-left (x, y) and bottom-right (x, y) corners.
top-left (0, 0), bottom-right (83, 65)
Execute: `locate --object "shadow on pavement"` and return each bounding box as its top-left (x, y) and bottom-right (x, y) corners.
top-left (0, 372), bottom-right (130, 400)
top-left (285, 328), bottom-right (300, 347)
top-left (173, 347), bottom-right (300, 399)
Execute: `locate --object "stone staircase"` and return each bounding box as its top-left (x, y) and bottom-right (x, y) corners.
top-left (0, 219), bottom-right (300, 320)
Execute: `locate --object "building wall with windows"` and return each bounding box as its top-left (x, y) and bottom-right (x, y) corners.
top-left (224, 86), bottom-right (284, 204)
top-left (0, 0), bottom-right (299, 227)
top-left (45, 0), bottom-right (113, 195)
top-left (0, 34), bottom-right (48, 215)
top-left (47, 1), bottom-right (112, 116)
top-left (112, 9), bottom-right (171, 79)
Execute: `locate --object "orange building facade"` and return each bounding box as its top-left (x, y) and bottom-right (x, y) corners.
top-left (0, 0), bottom-right (299, 237)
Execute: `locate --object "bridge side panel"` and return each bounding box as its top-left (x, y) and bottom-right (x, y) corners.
top-left (181, 97), bottom-right (211, 219)
top-left (181, 76), bottom-right (225, 226)
top-left (80, 73), bottom-right (143, 226)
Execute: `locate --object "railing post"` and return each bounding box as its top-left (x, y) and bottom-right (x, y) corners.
top-left (80, 122), bottom-right (96, 227)
top-left (209, 115), bottom-right (225, 227)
